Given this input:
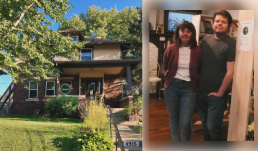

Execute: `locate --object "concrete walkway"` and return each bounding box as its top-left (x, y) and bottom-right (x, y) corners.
top-left (111, 108), bottom-right (142, 151)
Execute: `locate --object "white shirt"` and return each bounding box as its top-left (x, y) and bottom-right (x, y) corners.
top-left (174, 47), bottom-right (191, 81)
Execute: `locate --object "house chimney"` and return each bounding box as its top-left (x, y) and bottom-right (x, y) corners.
top-left (90, 32), bottom-right (97, 42)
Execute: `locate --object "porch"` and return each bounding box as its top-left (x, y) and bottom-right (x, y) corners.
top-left (52, 59), bottom-right (141, 107)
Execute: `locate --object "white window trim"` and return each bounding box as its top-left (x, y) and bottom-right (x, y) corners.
top-left (71, 36), bottom-right (79, 43)
top-left (80, 48), bottom-right (93, 61)
top-left (28, 81), bottom-right (38, 100)
top-left (45, 81), bottom-right (55, 96)
top-left (44, 77), bottom-right (56, 80)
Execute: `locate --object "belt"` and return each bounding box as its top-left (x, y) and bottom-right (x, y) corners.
top-left (174, 78), bottom-right (191, 83)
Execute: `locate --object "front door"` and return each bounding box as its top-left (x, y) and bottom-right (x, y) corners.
top-left (81, 78), bottom-right (103, 100)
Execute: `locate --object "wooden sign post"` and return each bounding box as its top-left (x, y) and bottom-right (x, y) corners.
top-left (227, 10), bottom-right (254, 141)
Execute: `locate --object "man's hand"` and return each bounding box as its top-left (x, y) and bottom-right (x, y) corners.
top-left (208, 92), bottom-right (223, 97)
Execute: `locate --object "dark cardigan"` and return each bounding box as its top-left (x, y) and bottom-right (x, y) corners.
top-left (163, 44), bottom-right (202, 91)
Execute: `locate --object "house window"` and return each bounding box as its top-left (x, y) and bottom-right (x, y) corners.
top-left (80, 49), bottom-right (93, 61)
top-left (71, 36), bottom-right (78, 42)
top-left (29, 82), bottom-right (38, 99)
top-left (45, 81), bottom-right (55, 95)
top-left (168, 11), bottom-right (196, 31)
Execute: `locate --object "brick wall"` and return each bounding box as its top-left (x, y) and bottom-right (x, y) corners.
top-left (12, 76), bottom-right (45, 115)
top-left (12, 75), bottom-right (81, 115)
top-left (12, 74), bottom-right (123, 114)
top-left (149, 42), bottom-right (159, 93)
top-left (104, 75), bottom-right (122, 108)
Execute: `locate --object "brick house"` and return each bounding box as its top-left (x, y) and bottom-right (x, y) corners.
top-left (11, 29), bottom-right (141, 115)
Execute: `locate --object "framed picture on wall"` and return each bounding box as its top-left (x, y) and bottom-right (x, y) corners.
top-left (203, 20), bottom-right (214, 34)
top-left (156, 24), bottom-right (164, 33)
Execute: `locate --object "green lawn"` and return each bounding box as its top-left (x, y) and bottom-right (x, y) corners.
top-left (0, 115), bottom-right (82, 151)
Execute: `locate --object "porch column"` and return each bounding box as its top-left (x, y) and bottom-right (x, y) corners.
top-left (56, 63), bottom-right (60, 96)
top-left (126, 65), bottom-right (133, 107)
top-left (56, 76), bottom-right (60, 96)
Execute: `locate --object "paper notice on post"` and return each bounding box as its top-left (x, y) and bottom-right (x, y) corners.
top-left (237, 20), bottom-right (254, 52)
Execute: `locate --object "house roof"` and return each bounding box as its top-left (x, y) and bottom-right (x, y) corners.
top-left (54, 59), bottom-right (141, 66)
top-left (59, 29), bottom-right (131, 52)
top-left (55, 59), bottom-right (141, 70)
top-left (82, 37), bottom-right (131, 45)
top-left (60, 29), bottom-right (84, 33)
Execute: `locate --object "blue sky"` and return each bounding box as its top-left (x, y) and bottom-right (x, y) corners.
top-left (0, 0), bottom-right (142, 96)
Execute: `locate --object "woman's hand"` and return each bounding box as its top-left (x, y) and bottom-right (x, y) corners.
top-left (207, 92), bottom-right (223, 97)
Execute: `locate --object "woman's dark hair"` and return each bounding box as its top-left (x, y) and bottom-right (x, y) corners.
top-left (173, 21), bottom-right (197, 48)
top-left (212, 10), bottom-right (233, 28)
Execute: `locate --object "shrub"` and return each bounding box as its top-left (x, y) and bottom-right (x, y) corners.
top-left (83, 97), bottom-right (109, 131)
top-left (73, 130), bottom-right (115, 151)
top-left (134, 123), bottom-right (142, 135)
top-left (46, 95), bottom-right (79, 118)
top-left (121, 104), bottom-right (134, 119)
top-left (139, 117), bottom-right (142, 122)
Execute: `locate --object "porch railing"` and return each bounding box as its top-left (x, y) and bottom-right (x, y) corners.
top-left (108, 105), bottom-right (125, 151)
top-left (0, 82), bottom-right (14, 115)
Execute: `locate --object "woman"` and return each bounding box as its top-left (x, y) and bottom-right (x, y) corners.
top-left (163, 21), bottom-right (202, 141)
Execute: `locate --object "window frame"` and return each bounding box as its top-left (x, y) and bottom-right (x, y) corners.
top-left (71, 36), bottom-right (79, 43)
top-left (80, 48), bottom-right (93, 61)
top-left (164, 10), bottom-right (202, 34)
top-left (28, 81), bottom-right (38, 99)
top-left (45, 80), bottom-right (55, 96)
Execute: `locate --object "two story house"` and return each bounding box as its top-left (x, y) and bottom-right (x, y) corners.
top-left (11, 29), bottom-right (141, 115)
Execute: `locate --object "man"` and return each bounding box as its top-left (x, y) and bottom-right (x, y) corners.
top-left (197, 10), bottom-right (236, 141)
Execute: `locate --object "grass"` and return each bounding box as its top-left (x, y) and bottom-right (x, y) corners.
top-left (0, 114), bottom-right (82, 151)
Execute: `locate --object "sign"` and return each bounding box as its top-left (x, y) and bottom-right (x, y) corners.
top-left (60, 83), bottom-right (71, 95)
top-left (237, 20), bottom-right (254, 52)
top-left (123, 141), bottom-right (139, 147)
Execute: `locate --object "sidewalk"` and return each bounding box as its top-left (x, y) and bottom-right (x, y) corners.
top-left (111, 108), bottom-right (142, 151)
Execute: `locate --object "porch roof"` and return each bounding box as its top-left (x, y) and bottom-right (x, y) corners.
top-left (54, 59), bottom-right (141, 68)
top-left (54, 59), bottom-right (141, 77)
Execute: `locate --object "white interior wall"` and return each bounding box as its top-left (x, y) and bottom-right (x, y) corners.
top-left (149, 10), bottom-right (157, 30)
top-left (202, 10), bottom-right (239, 20)
top-left (156, 10), bottom-right (164, 24)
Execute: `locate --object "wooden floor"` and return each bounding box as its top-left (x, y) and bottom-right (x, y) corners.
top-left (149, 98), bottom-right (230, 141)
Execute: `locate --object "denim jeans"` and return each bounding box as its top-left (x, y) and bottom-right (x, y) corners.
top-left (164, 78), bottom-right (197, 141)
top-left (197, 91), bottom-right (228, 141)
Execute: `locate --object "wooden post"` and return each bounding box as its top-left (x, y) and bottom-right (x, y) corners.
top-left (227, 10), bottom-right (254, 141)
top-left (56, 63), bottom-right (60, 96)
top-left (126, 65), bottom-right (132, 96)
top-left (126, 65), bottom-right (133, 107)
top-left (56, 76), bottom-right (60, 96)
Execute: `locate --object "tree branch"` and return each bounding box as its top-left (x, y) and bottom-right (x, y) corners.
top-left (1, 2), bottom-right (35, 42)
top-left (12, 28), bottom-right (26, 32)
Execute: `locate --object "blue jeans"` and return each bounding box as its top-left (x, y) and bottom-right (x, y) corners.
top-left (197, 91), bottom-right (228, 141)
top-left (164, 78), bottom-right (197, 141)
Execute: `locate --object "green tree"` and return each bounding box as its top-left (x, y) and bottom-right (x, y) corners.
top-left (78, 5), bottom-right (139, 41)
top-left (58, 14), bottom-right (86, 31)
top-left (122, 6), bottom-right (142, 91)
top-left (0, 0), bottom-right (86, 87)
